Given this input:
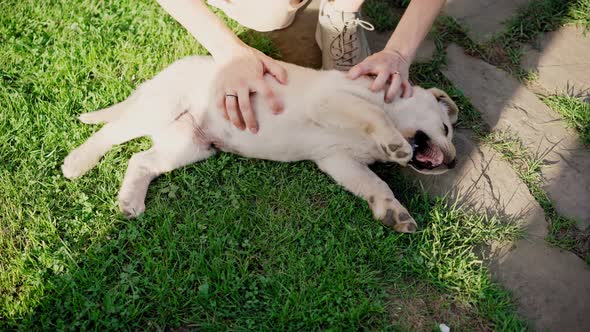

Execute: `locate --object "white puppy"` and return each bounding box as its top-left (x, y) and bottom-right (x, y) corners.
top-left (62, 57), bottom-right (459, 233)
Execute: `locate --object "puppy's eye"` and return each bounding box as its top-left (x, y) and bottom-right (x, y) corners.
top-left (443, 124), bottom-right (449, 136)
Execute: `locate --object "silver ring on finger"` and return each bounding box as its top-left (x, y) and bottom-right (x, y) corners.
top-left (392, 71), bottom-right (401, 75)
top-left (225, 93), bottom-right (238, 98)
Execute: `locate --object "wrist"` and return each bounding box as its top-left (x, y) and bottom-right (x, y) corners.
top-left (213, 41), bottom-right (251, 64)
top-left (383, 44), bottom-right (414, 64)
top-left (382, 47), bottom-right (413, 67)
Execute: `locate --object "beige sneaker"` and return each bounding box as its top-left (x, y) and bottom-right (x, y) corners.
top-left (315, 0), bottom-right (375, 70)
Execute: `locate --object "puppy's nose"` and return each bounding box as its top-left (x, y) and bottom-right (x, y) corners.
top-left (447, 158), bottom-right (457, 169)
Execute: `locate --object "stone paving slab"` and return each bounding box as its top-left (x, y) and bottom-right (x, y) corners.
top-left (521, 25), bottom-right (590, 98)
top-left (443, 43), bottom-right (590, 230)
top-left (443, 0), bottom-right (533, 43)
top-left (403, 129), bottom-right (590, 331)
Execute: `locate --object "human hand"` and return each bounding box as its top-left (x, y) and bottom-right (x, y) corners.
top-left (347, 49), bottom-right (413, 103)
top-left (214, 47), bottom-right (288, 133)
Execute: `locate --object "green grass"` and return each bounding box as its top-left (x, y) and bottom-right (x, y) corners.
top-left (542, 95), bottom-right (590, 146)
top-left (363, 0), bottom-right (403, 32)
top-left (0, 0), bottom-right (527, 329)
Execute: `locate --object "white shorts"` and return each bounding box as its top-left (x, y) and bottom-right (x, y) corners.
top-left (208, 0), bottom-right (311, 32)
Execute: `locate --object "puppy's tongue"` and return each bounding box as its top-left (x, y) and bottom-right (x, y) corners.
top-left (416, 143), bottom-right (444, 167)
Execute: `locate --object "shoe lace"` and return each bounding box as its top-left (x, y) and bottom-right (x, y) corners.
top-left (329, 18), bottom-right (374, 67)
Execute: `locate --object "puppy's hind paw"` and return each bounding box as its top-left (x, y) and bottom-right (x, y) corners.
top-left (381, 208), bottom-right (418, 233)
top-left (370, 195), bottom-right (418, 234)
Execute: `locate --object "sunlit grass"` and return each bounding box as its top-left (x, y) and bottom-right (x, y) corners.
top-left (1, 0), bottom-right (524, 329)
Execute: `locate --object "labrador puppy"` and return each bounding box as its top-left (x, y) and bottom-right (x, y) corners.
top-left (62, 57), bottom-right (458, 233)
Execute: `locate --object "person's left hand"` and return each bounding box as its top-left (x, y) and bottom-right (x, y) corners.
top-left (347, 49), bottom-right (413, 103)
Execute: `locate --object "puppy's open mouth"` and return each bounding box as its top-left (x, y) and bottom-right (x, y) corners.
top-left (408, 130), bottom-right (444, 170)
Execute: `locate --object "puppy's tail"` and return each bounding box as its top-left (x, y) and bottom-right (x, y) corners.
top-left (78, 101), bottom-right (126, 124)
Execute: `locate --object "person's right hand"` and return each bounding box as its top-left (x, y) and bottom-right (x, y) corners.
top-left (214, 47), bottom-right (288, 134)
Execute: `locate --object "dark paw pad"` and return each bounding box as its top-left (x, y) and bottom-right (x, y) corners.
top-left (383, 209), bottom-right (395, 227)
top-left (388, 143), bottom-right (401, 152)
top-left (398, 212), bottom-right (410, 222)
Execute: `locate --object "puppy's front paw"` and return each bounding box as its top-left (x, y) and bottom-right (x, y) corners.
top-left (380, 139), bottom-right (413, 166)
top-left (369, 196), bottom-right (417, 233)
top-left (62, 147), bottom-right (99, 179)
top-left (373, 129), bottom-right (413, 166)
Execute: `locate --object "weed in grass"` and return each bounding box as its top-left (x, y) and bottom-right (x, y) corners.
top-left (542, 95), bottom-right (590, 146)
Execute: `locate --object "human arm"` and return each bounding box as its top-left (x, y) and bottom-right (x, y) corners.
top-left (156, 0), bottom-right (287, 133)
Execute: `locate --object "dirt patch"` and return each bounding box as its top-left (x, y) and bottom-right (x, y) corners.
top-left (387, 284), bottom-right (493, 332)
top-left (485, 43), bottom-right (510, 67)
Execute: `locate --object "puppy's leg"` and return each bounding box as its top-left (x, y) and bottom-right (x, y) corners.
top-left (62, 95), bottom-right (186, 179)
top-left (62, 115), bottom-right (146, 179)
top-left (118, 114), bottom-right (215, 218)
top-left (316, 154), bottom-right (417, 233)
top-left (311, 94), bottom-right (412, 165)
top-left (78, 100), bottom-right (129, 124)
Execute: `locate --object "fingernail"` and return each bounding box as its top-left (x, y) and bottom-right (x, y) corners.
top-left (250, 127), bottom-right (258, 134)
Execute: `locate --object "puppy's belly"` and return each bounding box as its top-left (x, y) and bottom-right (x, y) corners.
top-left (209, 125), bottom-right (373, 163)
top-left (217, 133), bottom-right (316, 162)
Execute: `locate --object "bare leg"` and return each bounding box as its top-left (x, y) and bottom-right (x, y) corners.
top-left (316, 154), bottom-right (417, 233)
top-left (118, 114), bottom-right (215, 218)
top-left (333, 0), bottom-right (365, 12)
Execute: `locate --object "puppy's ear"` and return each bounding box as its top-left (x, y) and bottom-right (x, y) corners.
top-left (428, 88), bottom-right (459, 125)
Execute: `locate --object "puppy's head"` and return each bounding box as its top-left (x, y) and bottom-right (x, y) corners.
top-left (386, 87), bottom-right (459, 175)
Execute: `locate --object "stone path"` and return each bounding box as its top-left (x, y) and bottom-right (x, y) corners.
top-left (262, 1), bottom-right (590, 330)
top-left (402, 129), bottom-right (590, 331)
top-left (521, 25), bottom-right (590, 98)
top-left (444, 43), bottom-right (590, 231)
top-left (443, 0), bottom-right (533, 43)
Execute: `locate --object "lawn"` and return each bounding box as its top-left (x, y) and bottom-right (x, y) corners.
top-left (1, 0), bottom-right (525, 330)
